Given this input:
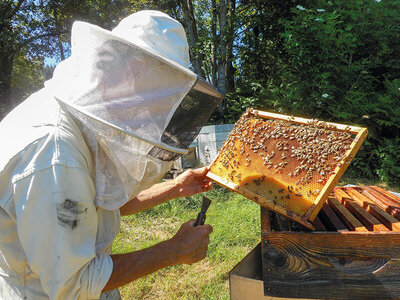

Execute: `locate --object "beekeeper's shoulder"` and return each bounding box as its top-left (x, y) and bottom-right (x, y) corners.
top-left (0, 88), bottom-right (92, 184)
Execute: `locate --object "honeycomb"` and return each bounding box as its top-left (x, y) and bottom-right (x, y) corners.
top-left (208, 109), bottom-right (357, 218)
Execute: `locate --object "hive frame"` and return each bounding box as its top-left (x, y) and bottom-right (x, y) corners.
top-left (206, 109), bottom-right (368, 230)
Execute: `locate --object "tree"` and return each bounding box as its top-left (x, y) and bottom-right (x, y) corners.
top-left (206, 0), bottom-right (236, 95)
top-left (0, 0), bottom-right (150, 118)
top-left (219, 0), bottom-right (305, 123)
top-left (10, 51), bottom-right (46, 104)
top-left (162, 1), bottom-right (237, 92)
top-left (0, 0), bottom-right (79, 113)
top-left (179, 0), bottom-right (205, 77)
top-left (0, 1), bottom-right (51, 110)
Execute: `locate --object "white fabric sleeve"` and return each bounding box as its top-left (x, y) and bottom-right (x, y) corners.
top-left (13, 164), bottom-right (113, 300)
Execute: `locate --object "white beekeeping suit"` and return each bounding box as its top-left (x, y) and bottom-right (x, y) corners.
top-left (0, 10), bottom-right (223, 300)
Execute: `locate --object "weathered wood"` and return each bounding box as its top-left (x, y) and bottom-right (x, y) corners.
top-left (261, 206), bottom-right (272, 232)
top-left (262, 232), bottom-right (400, 258)
top-left (311, 215), bottom-right (326, 231)
top-left (262, 232), bottom-right (400, 299)
top-left (260, 187), bottom-right (400, 300)
top-left (328, 197), bottom-right (368, 232)
top-left (320, 203), bottom-right (348, 232)
top-left (343, 199), bottom-right (389, 231)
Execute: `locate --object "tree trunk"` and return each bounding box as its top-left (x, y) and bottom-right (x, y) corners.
top-left (58, 38), bottom-right (65, 61)
top-left (215, 0), bottom-right (228, 122)
top-left (179, 0), bottom-right (204, 77)
top-left (52, 6), bottom-right (65, 61)
top-left (0, 52), bottom-right (15, 118)
top-left (217, 0), bottom-right (227, 95)
top-left (225, 0), bottom-right (236, 93)
top-left (211, 0), bottom-right (217, 86)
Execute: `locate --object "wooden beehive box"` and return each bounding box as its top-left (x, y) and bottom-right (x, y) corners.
top-left (207, 108), bottom-right (368, 229)
top-left (261, 186), bottom-right (400, 300)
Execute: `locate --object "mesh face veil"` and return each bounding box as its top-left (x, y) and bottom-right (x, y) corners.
top-left (45, 12), bottom-right (223, 210)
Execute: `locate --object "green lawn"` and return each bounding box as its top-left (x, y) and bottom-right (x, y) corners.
top-left (112, 186), bottom-right (261, 299)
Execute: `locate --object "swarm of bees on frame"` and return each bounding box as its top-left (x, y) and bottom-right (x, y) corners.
top-left (210, 108), bottom-right (354, 212)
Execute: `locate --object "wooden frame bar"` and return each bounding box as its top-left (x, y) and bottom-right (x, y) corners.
top-left (348, 187), bottom-right (400, 219)
top-left (255, 110), bottom-right (364, 134)
top-left (335, 188), bottom-right (400, 232)
top-left (206, 171), bottom-right (315, 228)
top-left (306, 127), bottom-right (368, 221)
top-left (343, 200), bottom-right (390, 231)
top-left (319, 203), bottom-right (348, 232)
top-left (365, 187), bottom-right (400, 209)
top-left (328, 197), bottom-right (368, 232)
top-left (372, 186), bottom-right (400, 205)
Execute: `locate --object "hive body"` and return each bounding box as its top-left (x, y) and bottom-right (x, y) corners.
top-left (262, 186), bottom-right (400, 299)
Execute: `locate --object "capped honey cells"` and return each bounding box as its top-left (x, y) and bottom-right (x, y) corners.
top-left (209, 108), bottom-right (355, 216)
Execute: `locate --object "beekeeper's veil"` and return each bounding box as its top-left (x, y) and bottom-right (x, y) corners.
top-left (45, 10), bottom-right (223, 210)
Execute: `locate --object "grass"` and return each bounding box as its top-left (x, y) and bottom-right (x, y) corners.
top-left (112, 185), bottom-right (260, 299)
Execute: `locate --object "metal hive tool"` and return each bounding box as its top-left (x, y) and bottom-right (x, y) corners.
top-left (206, 108), bottom-right (368, 229)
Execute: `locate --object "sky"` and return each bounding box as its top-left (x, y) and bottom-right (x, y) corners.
top-left (44, 57), bottom-right (58, 66)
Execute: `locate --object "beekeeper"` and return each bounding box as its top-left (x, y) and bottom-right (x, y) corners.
top-left (0, 10), bottom-right (223, 300)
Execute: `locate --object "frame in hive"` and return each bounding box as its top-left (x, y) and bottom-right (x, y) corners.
top-left (206, 109), bottom-right (368, 229)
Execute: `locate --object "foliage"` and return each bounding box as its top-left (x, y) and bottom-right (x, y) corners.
top-left (230, 0), bottom-right (400, 186)
top-left (0, 0), bottom-right (151, 115)
top-left (236, 0), bottom-right (306, 86)
top-left (219, 0), bottom-right (307, 122)
top-left (279, 0), bottom-right (400, 185)
top-left (10, 51), bottom-right (47, 102)
top-left (375, 137), bottom-right (400, 186)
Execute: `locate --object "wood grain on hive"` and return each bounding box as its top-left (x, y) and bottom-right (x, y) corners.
top-left (206, 109), bottom-right (368, 229)
top-left (261, 186), bottom-right (400, 300)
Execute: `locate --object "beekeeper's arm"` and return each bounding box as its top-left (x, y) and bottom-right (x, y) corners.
top-left (119, 167), bottom-right (213, 216)
top-left (14, 164), bottom-right (112, 300)
top-left (103, 219), bottom-right (212, 291)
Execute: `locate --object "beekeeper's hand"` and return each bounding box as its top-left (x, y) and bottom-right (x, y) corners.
top-left (121, 167), bottom-right (213, 215)
top-left (170, 219), bottom-right (213, 265)
top-left (105, 219), bottom-right (212, 291)
top-left (173, 167), bottom-right (213, 198)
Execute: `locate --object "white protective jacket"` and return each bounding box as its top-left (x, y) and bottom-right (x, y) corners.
top-left (0, 88), bottom-right (118, 299)
top-left (0, 10), bottom-right (223, 300)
